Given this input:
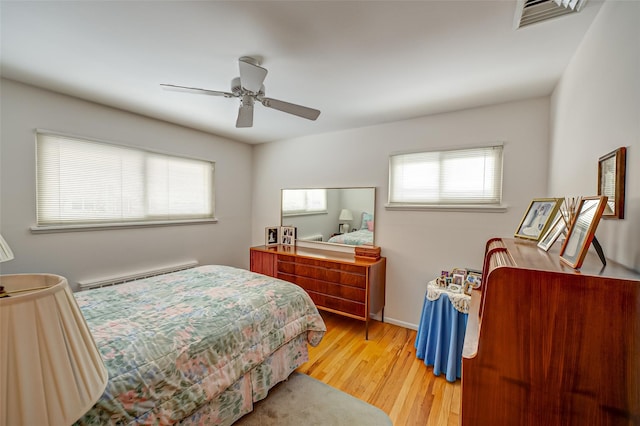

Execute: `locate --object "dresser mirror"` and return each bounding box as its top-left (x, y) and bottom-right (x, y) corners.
top-left (281, 187), bottom-right (375, 246)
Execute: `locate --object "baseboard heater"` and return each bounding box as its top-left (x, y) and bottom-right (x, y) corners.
top-left (78, 261), bottom-right (199, 291)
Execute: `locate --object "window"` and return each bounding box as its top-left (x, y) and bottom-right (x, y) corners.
top-left (282, 189), bottom-right (327, 216)
top-left (388, 145), bottom-right (503, 208)
top-left (35, 132), bottom-right (215, 228)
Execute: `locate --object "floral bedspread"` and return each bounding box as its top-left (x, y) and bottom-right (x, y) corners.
top-left (327, 228), bottom-right (374, 246)
top-left (74, 265), bottom-right (326, 425)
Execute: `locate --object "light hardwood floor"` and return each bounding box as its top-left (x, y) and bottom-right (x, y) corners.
top-left (297, 311), bottom-right (461, 426)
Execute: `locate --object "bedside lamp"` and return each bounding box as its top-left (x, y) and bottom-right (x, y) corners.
top-left (338, 209), bottom-right (354, 233)
top-left (0, 234), bottom-right (108, 426)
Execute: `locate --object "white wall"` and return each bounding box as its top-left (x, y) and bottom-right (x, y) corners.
top-left (0, 79), bottom-right (253, 290)
top-left (550, 0), bottom-right (639, 271)
top-left (252, 97), bottom-right (550, 328)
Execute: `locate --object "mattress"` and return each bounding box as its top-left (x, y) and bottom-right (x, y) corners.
top-left (74, 265), bottom-right (326, 425)
top-left (327, 228), bottom-right (374, 246)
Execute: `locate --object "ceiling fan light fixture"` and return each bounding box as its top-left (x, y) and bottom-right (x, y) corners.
top-left (161, 56), bottom-right (320, 128)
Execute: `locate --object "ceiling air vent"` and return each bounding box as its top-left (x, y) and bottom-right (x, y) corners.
top-left (514, 0), bottom-right (587, 29)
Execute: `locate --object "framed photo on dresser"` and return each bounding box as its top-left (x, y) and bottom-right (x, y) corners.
top-left (559, 196), bottom-right (607, 269)
top-left (514, 198), bottom-right (562, 241)
top-left (280, 226), bottom-right (296, 246)
top-left (265, 226), bottom-right (279, 246)
top-left (537, 214), bottom-right (566, 252)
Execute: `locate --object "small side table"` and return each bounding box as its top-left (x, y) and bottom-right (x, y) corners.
top-left (415, 280), bottom-right (470, 382)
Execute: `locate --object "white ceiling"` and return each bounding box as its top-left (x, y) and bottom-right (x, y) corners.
top-left (1, 0), bottom-right (603, 144)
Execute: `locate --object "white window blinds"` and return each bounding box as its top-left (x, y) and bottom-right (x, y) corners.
top-left (282, 189), bottom-right (327, 215)
top-left (389, 145), bottom-right (503, 206)
top-left (36, 133), bottom-right (215, 226)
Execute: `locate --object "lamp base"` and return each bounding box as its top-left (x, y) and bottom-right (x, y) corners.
top-left (340, 223), bottom-right (350, 233)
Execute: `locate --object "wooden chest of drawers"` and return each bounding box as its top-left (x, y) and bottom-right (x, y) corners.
top-left (250, 245), bottom-right (386, 338)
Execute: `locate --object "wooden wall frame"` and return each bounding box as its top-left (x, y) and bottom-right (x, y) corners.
top-left (598, 147), bottom-right (626, 219)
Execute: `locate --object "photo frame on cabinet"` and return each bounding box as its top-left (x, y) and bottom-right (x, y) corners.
top-left (463, 281), bottom-right (474, 296)
top-left (265, 226), bottom-right (279, 246)
top-left (280, 226), bottom-right (296, 246)
top-left (514, 198), bottom-right (562, 241)
top-left (559, 196), bottom-right (608, 269)
top-left (598, 147), bottom-right (626, 219)
top-left (537, 214), bottom-right (566, 252)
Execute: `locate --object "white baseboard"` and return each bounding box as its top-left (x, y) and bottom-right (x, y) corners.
top-left (380, 316), bottom-right (419, 331)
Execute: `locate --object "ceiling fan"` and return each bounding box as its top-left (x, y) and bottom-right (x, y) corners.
top-left (161, 56), bottom-right (321, 128)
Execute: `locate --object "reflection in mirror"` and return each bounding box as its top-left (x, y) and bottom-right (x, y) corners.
top-left (281, 187), bottom-right (375, 246)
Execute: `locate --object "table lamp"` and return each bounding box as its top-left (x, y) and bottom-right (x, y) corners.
top-left (338, 209), bottom-right (353, 233)
top-left (0, 234), bottom-right (108, 426)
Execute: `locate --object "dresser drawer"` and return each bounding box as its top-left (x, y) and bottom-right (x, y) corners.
top-left (278, 273), bottom-right (366, 303)
top-left (305, 291), bottom-right (365, 318)
top-left (290, 255), bottom-right (365, 274)
top-left (277, 259), bottom-right (366, 288)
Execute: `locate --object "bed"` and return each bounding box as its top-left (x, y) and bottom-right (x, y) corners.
top-left (327, 228), bottom-right (373, 246)
top-left (73, 265), bottom-right (326, 425)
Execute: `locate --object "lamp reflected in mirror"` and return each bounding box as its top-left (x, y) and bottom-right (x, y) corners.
top-left (339, 209), bottom-right (353, 233)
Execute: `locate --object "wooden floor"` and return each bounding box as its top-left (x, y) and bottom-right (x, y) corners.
top-left (296, 311), bottom-right (461, 426)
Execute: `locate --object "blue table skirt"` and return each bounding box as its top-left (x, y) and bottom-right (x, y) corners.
top-left (415, 292), bottom-right (469, 382)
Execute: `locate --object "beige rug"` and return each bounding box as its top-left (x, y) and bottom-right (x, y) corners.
top-left (235, 373), bottom-right (393, 425)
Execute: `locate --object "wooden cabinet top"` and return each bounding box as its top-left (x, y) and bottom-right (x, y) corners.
top-left (488, 237), bottom-right (639, 281)
top-left (250, 245), bottom-right (384, 267)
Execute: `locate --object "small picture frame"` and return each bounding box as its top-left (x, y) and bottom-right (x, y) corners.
top-left (463, 281), bottom-right (474, 296)
top-left (451, 268), bottom-right (467, 276)
top-left (466, 272), bottom-right (482, 289)
top-left (448, 284), bottom-right (461, 293)
top-left (559, 196), bottom-right (608, 269)
top-left (598, 147), bottom-right (626, 219)
top-left (280, 226), bottom-right (296, 246)
top-left (265, 226), bottom-right (279, 246)
top-left (514, 198), bottom-right (562, 241)
top-left (452, 273), bottom-right (465, 286)
top-left (537, 214), bottom-right (566, 252)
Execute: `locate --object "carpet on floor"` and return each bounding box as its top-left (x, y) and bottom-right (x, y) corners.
top-left (234, 372), bottom-right (393, 425)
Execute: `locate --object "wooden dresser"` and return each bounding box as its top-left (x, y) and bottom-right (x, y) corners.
top-left (462, 237), bottom-right (640, 426)
top-left (250, 245), bottom-right (386, 338)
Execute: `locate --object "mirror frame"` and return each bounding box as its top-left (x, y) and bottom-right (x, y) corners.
top-left (280, 187), bottom-right (376, 248)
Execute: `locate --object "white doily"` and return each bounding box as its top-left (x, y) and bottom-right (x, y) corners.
top-left (426, 280), bottom-right (471, 314)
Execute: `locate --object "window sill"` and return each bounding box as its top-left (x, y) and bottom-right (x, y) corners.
top-left (282, 211), bottom-right (328, 218)
top-left (384, 204), bottom-right (508, 213)
top-left (30, 218), bottom-right (218, 234)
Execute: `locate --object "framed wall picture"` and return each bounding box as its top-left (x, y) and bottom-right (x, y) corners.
top-left (559, 196), bottom-right (608, 269)
top-left (514, 198), bottom-right (562, 241)
top-left (280, 226), bottom-right (296, 246)
top-left (598, 147), bottom-right (626, 219)
top-left (265, 226), bottom-right (279, 246)
top-left (537, 214), bottom-right (566, 252)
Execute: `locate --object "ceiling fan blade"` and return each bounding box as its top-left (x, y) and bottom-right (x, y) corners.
top-left (160, 84), bottom-right (234, 97)
top-left (238, 57), bottom-right (267, 93)
top-left (236, 95), bottom-right (254, 128)
top-left (260, 97), bottom-right (321, 121)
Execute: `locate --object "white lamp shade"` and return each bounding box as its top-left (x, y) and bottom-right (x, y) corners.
top-left (0, 274), bottom-right (108, 426)
top-left (338, 209), bottom-right (353, 221)
top-left (0, 235), bottom-right (14, 263)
